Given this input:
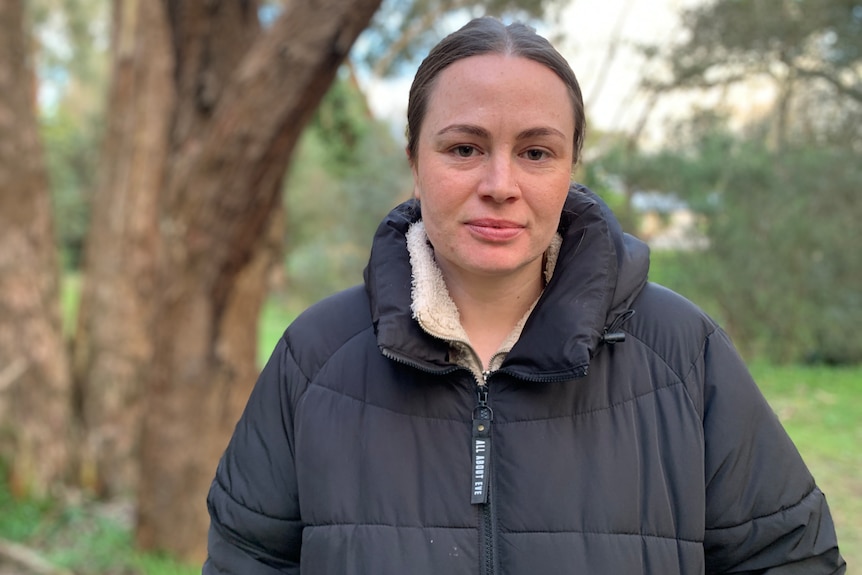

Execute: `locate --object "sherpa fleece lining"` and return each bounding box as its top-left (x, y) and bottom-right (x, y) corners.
top-left (405, 220), bottom-right (562, 376)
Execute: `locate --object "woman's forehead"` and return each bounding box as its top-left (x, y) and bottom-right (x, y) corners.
top-left (422, 54), bottom-right (575, 133)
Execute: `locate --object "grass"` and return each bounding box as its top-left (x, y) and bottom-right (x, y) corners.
top-left (752, 362), bottom-right (862, 569)
top-left (0, 472), bottom-right (196, 575)
top-left (257, 294), bottom-right (298, 367)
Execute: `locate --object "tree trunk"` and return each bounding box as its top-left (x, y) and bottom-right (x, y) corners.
top-left (133, 0), bottom-right (383, 561)
top-left (73, 0), bottom-right (267, 499)
top-left (71, 0), bottom-right (175, 498)
top-left (0, 0), bottom-right (71, 496)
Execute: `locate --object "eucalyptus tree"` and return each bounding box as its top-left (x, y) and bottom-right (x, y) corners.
top-left (0, 0), bottom-right (72, 498)
top-left (72, 0), bottom-right (382, 560)
top-left (656, 0), bottom-right (862, 147)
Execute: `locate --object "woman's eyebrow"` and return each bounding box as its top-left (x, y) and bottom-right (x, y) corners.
top-left (516, 126), bottom-right (568, 142)
top-left (435, 124), bottom-right (567, 142)
top-left (436, 124), bottom-right (489, 138)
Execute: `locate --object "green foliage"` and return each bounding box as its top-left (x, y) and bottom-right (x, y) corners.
top-left (282, 74), bottom-right (413, 308)
top-left (40, 508), bottom-right (134, 571)
top-left (257, 297), bottom-right (298, 367)
top-left (602, 0), bottom-right (862, 364)
top-left (131, 555), bottom-right (199, 575)
top-left (0, 463), bottom-right (197, 574)
top-left (31, 0), bottom-right (109, 269)
top-left (580, 136), bottom-right (671, 234)
top-left (646, 250), bottom-right (724, 324)
top-left (41, 106), bottom-right (101, 269)
top-left (0, 470), bottom-right (52, 542)
top-left (309, 71), bottom-right (373, 174)
top-left (60, 273), bottom-right (81, 336)
top-left (650, 0), bottom-right (862, 151)
top-left (701, 137), bottom-right (857, 363)
top-left (666, 0), bottom-right (862, 86)
top-left (615, 115), bottom-right (862, 364)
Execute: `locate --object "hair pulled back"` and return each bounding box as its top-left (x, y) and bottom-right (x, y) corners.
top-left (406, 17), bottom-right (586, 166)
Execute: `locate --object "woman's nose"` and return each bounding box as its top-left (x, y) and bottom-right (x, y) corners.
top-left (477, 153), bottom-right (520, 202)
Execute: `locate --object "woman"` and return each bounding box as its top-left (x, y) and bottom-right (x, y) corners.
top-left (204, 17), bottom-right (845, 574)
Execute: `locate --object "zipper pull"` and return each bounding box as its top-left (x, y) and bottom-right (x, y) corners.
top-left (471, 379), bottom-right (493, 504)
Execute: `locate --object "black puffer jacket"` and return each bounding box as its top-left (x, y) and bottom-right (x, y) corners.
top-left (204, 187), bottom-right (845, 574)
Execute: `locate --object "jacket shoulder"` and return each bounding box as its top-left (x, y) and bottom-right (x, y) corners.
top-left (626, 281), bottom-right (719, 365)
top-left (282, 284), bottom-right (374, 381)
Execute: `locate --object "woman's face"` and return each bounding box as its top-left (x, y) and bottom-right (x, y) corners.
top-left (411, 53), bottom-right (575, 286)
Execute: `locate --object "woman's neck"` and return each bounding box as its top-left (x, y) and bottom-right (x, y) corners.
top-left (440, 260), bottom-right (545, 368)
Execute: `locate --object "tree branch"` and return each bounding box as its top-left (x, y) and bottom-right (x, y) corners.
top-left (795, 65), bottom-right (862, 104)
top-left (371, 0), bottom-right (470, 78)
top-left (642, 71), bottom-right (752, 93)
top-left (586, 0), bottom-right (634, 108)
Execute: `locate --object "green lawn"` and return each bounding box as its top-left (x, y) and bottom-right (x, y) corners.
top-left (257, 295), bottom-right (297, 366)
top-left (751, 362), bottom-right (862, 569)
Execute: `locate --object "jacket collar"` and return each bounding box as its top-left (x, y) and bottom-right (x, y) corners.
top-left (406, 220), bottom-right (562, 377)
top-left (364, 184), bottom-right (650, 380)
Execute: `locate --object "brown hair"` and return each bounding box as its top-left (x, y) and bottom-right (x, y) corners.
top-left (406, 17), bottom-right (586, 166)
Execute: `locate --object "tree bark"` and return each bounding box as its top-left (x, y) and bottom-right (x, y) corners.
top-left (132, 0), bottom-right (383, 561)
top-left (71, 0), bottom-right (175, 498)
top-left (0, 0), bottom-right (72, 496)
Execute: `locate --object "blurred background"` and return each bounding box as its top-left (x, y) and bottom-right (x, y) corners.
top-left (0, 0), bottom-right (859, 572)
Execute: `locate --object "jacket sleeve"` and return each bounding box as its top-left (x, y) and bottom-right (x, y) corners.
top-left (203, 336), bottom-right (305, 574)
top-left (700, 328), bottom-right (846, 574)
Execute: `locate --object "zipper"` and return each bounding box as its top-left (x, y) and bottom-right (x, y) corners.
top-left (384, 347), bottom-right (498, 572)
top-left (471, 364), bottom-right (590, 574)
top-left (379, 347), bottom-right (461, 377)
top-left (471, 371), bottom-right (492, 504)
top-left (384, 347), bottom-right (588, 574)
top-left (474, 370), bottom-right (497, 575)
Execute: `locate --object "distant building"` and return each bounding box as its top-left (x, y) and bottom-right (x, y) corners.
top-left (633, 191), bottom-right (709, 251)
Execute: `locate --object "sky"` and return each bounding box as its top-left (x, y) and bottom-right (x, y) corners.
top-left (362, 0), bottom-right (706, 144)
top-left (553, 0), bottom-right (697, 136)
top-left (555, 0), bottom-right (778, 142)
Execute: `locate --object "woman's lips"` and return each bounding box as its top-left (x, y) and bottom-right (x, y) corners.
top-left (465, 219), bottom-right (524, 241)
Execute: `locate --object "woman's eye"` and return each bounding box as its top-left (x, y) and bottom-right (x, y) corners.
top-left (453, 145), bottom-right (476, 157)
top-left (524, 149), bottom-right (548, 161)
